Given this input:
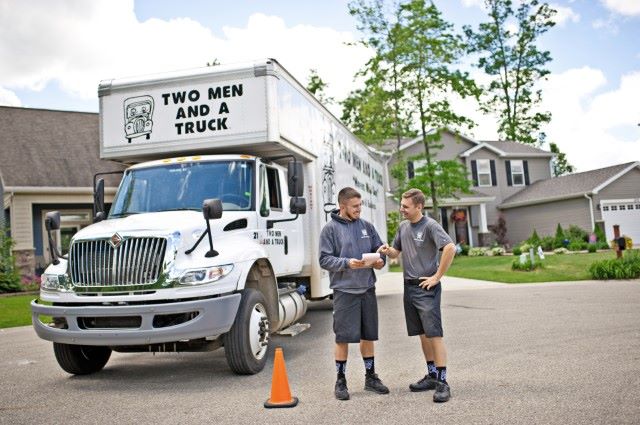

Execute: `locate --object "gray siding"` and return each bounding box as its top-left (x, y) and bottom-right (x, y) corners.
top-left (503, 197), bottom-right (591, 245)
top-left (593, 168), bottom-right (640, 221)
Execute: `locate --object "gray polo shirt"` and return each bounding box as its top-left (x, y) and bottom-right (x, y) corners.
top-left (392, 216), bottom-right (453, 279)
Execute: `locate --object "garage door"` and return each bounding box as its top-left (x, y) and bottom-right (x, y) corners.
top-left (602, 200), bottom-right (640, 243)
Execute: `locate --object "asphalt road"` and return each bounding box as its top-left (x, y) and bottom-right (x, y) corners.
top-left (1, 276), bottom-right (639, 424)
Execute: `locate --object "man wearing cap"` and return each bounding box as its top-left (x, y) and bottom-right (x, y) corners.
top-left (319, 186), bottom-right (388, 401)
top-left (377, 188), bottom-right (456, 402)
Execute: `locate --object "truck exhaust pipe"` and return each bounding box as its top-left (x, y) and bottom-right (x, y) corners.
top-left (276, 290), bottom-right (307, 331)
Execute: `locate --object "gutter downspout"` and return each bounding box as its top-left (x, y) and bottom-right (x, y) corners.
top-left (584, 194), bottom-right (595, 231)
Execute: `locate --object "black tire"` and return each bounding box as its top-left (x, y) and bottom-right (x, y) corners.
top-left (223, 288), bottom-right (270, 375)
top-left (53, 343), bottom-right (112, 375)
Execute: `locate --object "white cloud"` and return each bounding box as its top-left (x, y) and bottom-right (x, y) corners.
top-left (601, 0), bottom-right (640, 16)
top-left (540, 67), bottom-right (640, 171)
top-left (0, 86), bottom-right (21, 106)
top-left (551, 4), bottom-right (580, 26)
top-left (0, 0), bottom-right (370, 108)
top-left (461, 0), bottom-right (485, 7)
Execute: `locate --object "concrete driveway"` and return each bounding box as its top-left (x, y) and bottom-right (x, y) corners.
top-left (1, 273), bottom-right (638, 424)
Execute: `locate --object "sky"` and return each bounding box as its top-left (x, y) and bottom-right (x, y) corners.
top-left (0, 0), bottom-right (639, 172)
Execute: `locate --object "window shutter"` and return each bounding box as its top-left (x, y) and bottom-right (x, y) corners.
top-left (407, 161), bottom-right (415, 179)
top-left (505, 160), bottom-right (512, 186)
top-left (524, 160), bottom-right (530, 185)
top-left (470, 160), bottom-right (478, 186)
top-left (490, 160), bottom-right (497, 186)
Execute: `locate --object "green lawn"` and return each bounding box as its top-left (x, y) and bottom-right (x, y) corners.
top-left (392, 251), bottom-right (617, 283)
top-left (0, 295), bottom-right (38, 328)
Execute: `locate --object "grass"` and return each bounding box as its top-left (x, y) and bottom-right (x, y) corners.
top-left (391, 251), bottom-right (617, 284)
top-left (0, 294), bottom-right (38, 328)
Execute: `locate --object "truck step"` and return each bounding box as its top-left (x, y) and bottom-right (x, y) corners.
top-left (275, 322), bottom-right (310, 337)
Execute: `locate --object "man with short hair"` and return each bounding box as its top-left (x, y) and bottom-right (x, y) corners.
top-left (377, 188), bottom-right (456, 403)
top-left (319, 187), bottom-right (388, 401)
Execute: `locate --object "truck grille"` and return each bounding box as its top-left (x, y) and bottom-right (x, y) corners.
top-left (69, 237), bottom-right (167, 287)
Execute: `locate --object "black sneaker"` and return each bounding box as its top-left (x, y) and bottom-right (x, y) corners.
top-left (409, 375), bottom-right (437, 392)
top-left (433, 381), bottom-right (451, 402)
top-left (364, 373), bottom-right (390, 394)
top-left (335, 377), bottom-right (350, 400)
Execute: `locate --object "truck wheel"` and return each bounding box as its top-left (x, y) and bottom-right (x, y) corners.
top-left (53, 343), bottom-right (112, 375)
top-left (223, 288), bottom-right (270, 374)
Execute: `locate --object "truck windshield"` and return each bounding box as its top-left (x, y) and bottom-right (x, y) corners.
top-left (109, 160), bottom-right (254, 217)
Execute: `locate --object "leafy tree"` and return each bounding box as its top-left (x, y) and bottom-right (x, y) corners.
top-left (549, 142), bottom-right (574, 176)
top-left (306, 69), bottom-right (335, 106)
top-left (553, 223), bottom-right (566, 248)
top-left (465, 0), bottom-right (556, 145)
top-left (488, 214), bottom-right (508, 246)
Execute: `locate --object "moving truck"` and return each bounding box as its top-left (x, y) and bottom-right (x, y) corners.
top-left (31, 59), bottom-right (387, 375)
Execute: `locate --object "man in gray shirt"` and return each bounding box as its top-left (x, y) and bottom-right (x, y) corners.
top-left (378, 188), bottom-right (456, 402)
top-left (319, 187), bottom-right (388, 401)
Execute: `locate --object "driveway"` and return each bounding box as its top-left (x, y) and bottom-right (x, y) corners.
top-left (1, 274), bottom-right (638, 424)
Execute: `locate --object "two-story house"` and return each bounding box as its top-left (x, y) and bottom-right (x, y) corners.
top-left (384, 128), bottom-right (640, 247)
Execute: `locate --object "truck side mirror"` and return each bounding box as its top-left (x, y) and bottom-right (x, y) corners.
top-left (93, 178), bottom-right (105, 222)
top-left (45, 211), bottom-right (61, 231)
top-left (290, 197), bottom-right (306, 215)
top-left (287, 160), bottom-right (304, 197)
top-left (202, 198), bottom-right (223, 220)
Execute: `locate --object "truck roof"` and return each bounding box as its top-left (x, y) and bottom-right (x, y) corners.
top-left (126, 154), bottom-right (258, 170)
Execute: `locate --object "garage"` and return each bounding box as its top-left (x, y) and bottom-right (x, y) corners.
top-left (601, 199), bottom-right (640, 243)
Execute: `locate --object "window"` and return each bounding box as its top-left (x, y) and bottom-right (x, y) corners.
top-left (603, 206), bottom-right (609, 211)
top-left (266, 167), bottom-right (282, 210)
top-left (628, 204), bottom-right (634, 210)
top-left (611, 205), bottom-right (618, 211)
top-left (510, 160), bottom-right (525, 186)
top-left (477, 159), bottom-right (492, 186)
top-left (635, 204), bottom-right (640, 210)
top-left (620, 205), bottom-right (626, 211)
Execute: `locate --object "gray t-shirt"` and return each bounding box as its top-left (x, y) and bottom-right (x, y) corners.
top-left (392, 216), bottom-right (453, 279)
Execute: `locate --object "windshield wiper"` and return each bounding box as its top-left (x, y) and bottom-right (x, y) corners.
top-left (109, 212), bottom-right (141, 218)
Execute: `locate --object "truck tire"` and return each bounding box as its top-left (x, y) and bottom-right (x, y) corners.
top-left (53, 343), bottom-right (112, 375)
top-left (223, 288), bottom-right (270, 375)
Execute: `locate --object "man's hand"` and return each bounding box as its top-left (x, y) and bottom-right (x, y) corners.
top-left (372, 258), bottom-right (384, 270)
top-left (376, 244), bottom-right (390, 255)
top-left (349, 258), bottom-right (366, 269)
top-left (419, 275), bottom-right (440, 290)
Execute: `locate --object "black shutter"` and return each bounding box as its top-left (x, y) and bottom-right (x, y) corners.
top-left (471, 160), bottom-right (478, 186)
top-left (407, 161), bottom-right (415, 179)
top-left (490, 160), bottom-right (497, 186)
top-left (505, 160), bottom-right (512, 186)
top-left (524, 160), bottom-right (530, 185)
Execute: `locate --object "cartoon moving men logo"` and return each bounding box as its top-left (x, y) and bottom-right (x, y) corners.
top-left (124, 96), bottom-right (154, 143)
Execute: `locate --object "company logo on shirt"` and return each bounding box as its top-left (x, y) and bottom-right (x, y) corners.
top-left (414, 231), bottom-right (424, 242)
top-left (361, 229), bottom-right (370, 238)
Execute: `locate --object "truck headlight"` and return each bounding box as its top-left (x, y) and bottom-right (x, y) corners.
top-left (41, 274), bottom-right (60, 290)
top-left (179, 265), bottom-right (234, 285)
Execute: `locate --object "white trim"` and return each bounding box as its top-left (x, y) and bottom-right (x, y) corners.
top-left (424, 195), bottom-right (495, 207)
top-left (460, 142), bottom-right (506, 157)
top-left (500, 193), bottom-right (586, 209)
top-left (5, 186), bottom-right (118, 195)
top-left (476, 159), bottom-right (493, 187)
top-left (479, 203), bottom-right (488, 233)
top-left (592, 162), bottom-right (640, 194)
top-left (584, 194), bottom-right (595, 231)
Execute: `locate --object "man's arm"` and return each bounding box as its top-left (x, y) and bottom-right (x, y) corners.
top-left (319, 226), bottom-right (366, 271)
top-left (419, 242), bottom-right (456, 289)
top-left (377, 243), bottom-right (400, 259)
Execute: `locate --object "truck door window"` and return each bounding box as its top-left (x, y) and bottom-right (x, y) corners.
top-left (266, 167), bottom-right (282, 210)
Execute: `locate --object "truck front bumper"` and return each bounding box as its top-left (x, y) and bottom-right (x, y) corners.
top-left (31, 294), bottom-right (241, 346)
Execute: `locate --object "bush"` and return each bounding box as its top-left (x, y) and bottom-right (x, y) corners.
top-left (527, 229), bottom-right (541, 246)
top-left (539, 236), bottom-right (554, 252)
top-left (519, 243), bottom-right (531, 253)
top-left (468, 247), bottom-right (486, 257)
top-left (596, 241), bottom-right (610, 250)
top-left (567, 241), bottom-right (587, 252)
top-left (588, 244), bottom-right (597, 253)
top-left (589, 250), bottom-right (640, 280)
top-left (553, 223), bottom-right (566, 249)
top-left (512, 246), bottom-right (522, 256)
top-left (459, 244), bottom-right (470, 256)
top-left (387, 211), bottom-right (401, 246)
top-left (567, 225), bottom-right (588, 242)
top-left (593, 225), bottom-right (606, 243)
top-left (0, 229), bottom-right (22, 293)
top-left (488, 215), bottom-right (508, 246)
top-left (512, 257), bottom-right (543, 271)
top-left (554, 247), bottom-right (568, 255)
top-left (491, 246), bottom-right (506, 256)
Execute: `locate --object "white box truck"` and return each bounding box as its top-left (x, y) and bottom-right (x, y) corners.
top-left (31, 59), bottom-right (387, 375)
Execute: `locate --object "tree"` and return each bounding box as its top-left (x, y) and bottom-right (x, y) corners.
top-left (306, 69), bottom-right (334, 106)
top-left (465, 0), bottom-right (556, 145)
top-left (0, 229), bottom-right (21, 293)
top-left (549, 142), bottom-right (574, 176)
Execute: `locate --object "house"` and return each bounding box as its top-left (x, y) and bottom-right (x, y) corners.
top-left (0, 106), bottom-right (125, 276)
top-left (383, 129), bottom-right (640, 246)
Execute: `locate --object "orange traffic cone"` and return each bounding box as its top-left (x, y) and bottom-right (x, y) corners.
top-left (264, 347), bottom-right (299, 408)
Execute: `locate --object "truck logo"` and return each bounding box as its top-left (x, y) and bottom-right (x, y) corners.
top-left (124, 95), bottom-right (154, 143)
top-left (109, 233), bottom-right (123, 249)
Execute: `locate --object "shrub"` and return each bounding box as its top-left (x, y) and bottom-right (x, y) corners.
top-left (554, 247), bottom-right (568, 255)
top-left (596, 241), bottom-right (610, 250)
top-left (593, 225), bottom-right (606, 243)
top-left (491, 246), bottom-right (506, 256)
top-left (589, 250), bottom-right (640, 280)
top-left (588, 244), bottom-right (597, 253)
top-left (567, 241), bottom-right (586, 252)
top-left (519, 243), bottom-right (531, 253)
top-left (539, 236), bottom-right (554, 252)
top-left (488, 215), bottom-right (508, 246)
top-left (387, 211), bottom-right (401, 245)
top-left (527, 229), bottom-right (541, 246)
top-left (468, 247), bottom-right (486, 257)
top-left (567, 225), bottom-right (588, 242)
top-left (512, 257), bottom-right (543, 271)
top-left (0, 229), bottom-right (22, 293)
top-left (512, 246), bottom-right (522, 256)
top-left (553, 223), bottom-right (566, 249)
top-left (459, 244), bottom-right (470, 256)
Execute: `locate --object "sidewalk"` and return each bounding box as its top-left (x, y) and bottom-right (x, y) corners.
top-left (375, 271), bottom-right (504, 295)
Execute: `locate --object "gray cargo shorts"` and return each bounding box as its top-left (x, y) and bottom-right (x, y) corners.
top-left (403, 280), bottom-right (443, 337)
top-left (332, 287), bottom-right (378, 343)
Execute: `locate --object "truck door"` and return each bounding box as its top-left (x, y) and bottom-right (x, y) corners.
top-left (256, 164), bottom-right (303, 276)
